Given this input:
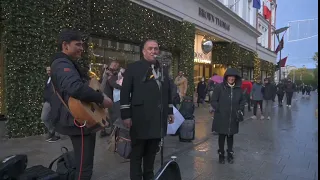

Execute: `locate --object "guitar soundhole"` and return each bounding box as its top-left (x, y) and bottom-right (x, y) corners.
top-left (102, 119), bottom-right (107, 125)
top-left (91, 105), bottom-right (95, 112)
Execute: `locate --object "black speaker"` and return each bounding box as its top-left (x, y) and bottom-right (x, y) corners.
top-left (154, 157), bottom-right (182, 180)
top-left (0, 154), bottom-right (28, 180)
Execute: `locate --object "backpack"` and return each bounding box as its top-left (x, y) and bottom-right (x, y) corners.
top-left (49, 147), bottom-right (76, 180)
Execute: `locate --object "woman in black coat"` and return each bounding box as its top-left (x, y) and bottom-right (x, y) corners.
top-left (211, 68), bottom-right (245, 164)
top-left (196, 77), bottom-right (207, 107)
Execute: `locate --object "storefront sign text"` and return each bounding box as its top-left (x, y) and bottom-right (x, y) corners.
top-left (194, 52), bottom-right (211, 64)
top-left (199, 7), bottom-right (230, 31)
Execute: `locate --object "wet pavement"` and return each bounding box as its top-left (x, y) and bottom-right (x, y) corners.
top-left (0, 92), bottom-right (317, 180)
top-left (174, 92), bottom-right (318, 180)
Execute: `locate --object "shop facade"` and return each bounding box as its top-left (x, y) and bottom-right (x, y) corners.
top-left (134, 0), bottom-right (261, 87)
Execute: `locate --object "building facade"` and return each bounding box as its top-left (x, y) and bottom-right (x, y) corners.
top-left (1, 0), bottom-right (278, 136)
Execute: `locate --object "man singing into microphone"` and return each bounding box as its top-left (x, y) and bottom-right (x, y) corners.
top-left (120, 39), bottom-right (174, 180)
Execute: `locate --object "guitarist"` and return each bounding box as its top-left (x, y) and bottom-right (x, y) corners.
top-left (50, 29), bottom-right (113, 180)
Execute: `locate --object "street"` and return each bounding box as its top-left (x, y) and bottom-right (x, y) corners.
top-left (0, 92), bottom-right (318, 180)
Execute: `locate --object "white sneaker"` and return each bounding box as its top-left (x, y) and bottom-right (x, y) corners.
top-left (288, 105), bottom-right (291, 108)
top-left (251, 115), bottom-right (257, 120)
top-left (267, 116), bottom-right (270, 120)
top-left (260, 116), bottom-right (265, 120)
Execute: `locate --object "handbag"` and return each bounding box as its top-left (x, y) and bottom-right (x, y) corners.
top-left (114, 127), bottom-right (131, 159)
top-left (236, 110), bottom-right (244, 122)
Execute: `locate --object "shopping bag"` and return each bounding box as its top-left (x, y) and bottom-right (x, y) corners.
top-left (167, 106), bottom-right (185, 135)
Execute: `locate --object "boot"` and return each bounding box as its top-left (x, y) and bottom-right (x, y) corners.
top-left (218, 150), bottom-right (225, 164)
top-left (227, 150), bottom-right (234, 164)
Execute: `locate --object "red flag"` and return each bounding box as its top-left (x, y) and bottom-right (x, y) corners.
top-left (275, 31), bottom-right (287, 54)
top-left (279, 57), bottom-right (288, 67)
top-left (263, 0), bottom-right (272, 20)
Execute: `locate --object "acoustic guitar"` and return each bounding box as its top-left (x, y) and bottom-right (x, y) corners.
top-left (67, 78), bottom-right (109, 132)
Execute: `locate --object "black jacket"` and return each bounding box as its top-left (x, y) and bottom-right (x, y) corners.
top-left (211, 68), bottom-right (245, 135)
top-left (43, 78), bottom-right (53, 103)
top-left (50, 52), bottom-right (104, 135)
top-left (197, 81), bottom-right (207, 99)
top-left (104, 73), bottom-right (121, 101)
top-left (276, 83), bottom-right (285, 95)
top-left (262, 83), bottom-right (276, 100)
top-left (120, 59), bottom-right (173, 139)
top-left (285, 81), bottom-right (296, 93)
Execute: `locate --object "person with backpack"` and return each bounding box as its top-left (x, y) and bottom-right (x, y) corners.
top-left (250, 79), bottom-right (264, 120)
top-left (211, 68), bottom-right (245, 164)
top-left (276, 80), bottom-right (285, 107)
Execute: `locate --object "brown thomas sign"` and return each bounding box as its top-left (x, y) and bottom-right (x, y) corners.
top-left (198, 7), bottom-right (230, 31)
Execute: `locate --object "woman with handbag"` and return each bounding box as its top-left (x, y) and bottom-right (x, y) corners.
top-left (211, 68), bottom-right (246, 164)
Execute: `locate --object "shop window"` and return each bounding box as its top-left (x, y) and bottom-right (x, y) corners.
top-left (89, 37), bottom-right (141, 78)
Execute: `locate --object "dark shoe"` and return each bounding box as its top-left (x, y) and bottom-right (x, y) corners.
top-left (227, 151), bottom-right (234, 164)
top-left (45, 133), bottom-right (54, 142)
top-left (47, 135), bottom-right (60, 143)
top-left (100, 129), bottom-right (107, 137)
top-left (218, 150), bottom-right (225, 164)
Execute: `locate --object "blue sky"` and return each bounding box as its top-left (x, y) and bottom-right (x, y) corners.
top-left (276, 0), bottom-right (318, 68)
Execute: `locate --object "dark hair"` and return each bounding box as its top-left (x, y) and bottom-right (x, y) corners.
top-left (212, 73), bottom-right (217, 76)
top-left (142, 39), bottom-right (158, 50)
top-left (57, 29), bottom-right (82, 51)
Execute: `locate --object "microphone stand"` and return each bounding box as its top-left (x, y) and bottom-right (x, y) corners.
top-left (159, 60), bottom-right (165, 168)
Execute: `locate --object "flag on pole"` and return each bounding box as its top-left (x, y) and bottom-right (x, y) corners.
top-left (263, 0), bottom-right (272, 20)
top-left (275, 30), bottom-right (287, 54)
top-left (279, 56), bottom-right (288, 67)
top-left (253, 0), bottom-right (261, 9)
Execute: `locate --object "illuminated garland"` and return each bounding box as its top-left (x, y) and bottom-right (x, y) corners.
top-left (2, 0), bottom-right (195, 137)
top-left (212, 42), bottom-right (254, 68)
top-left (253, 53), bottom-right (261, 81)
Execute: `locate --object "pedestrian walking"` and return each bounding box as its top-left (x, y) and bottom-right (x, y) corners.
top-left (276, 80), bottom-right (285, 107)
top-left (211, 68), bottom-right (245, 164)
top-left (261, 78), bottom-right (276, 120)
top-left (285, 78), bottom-right (296, 108)
top-left (250, 79), bottom-right (264, 120)
top-left (241, 77), bottom-right (253, 112)
top-left (196, 77), bottom-right (207, 107)
top-left (41, 66), bottom-right (60, 142)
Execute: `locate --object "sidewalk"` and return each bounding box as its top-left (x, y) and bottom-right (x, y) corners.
top-left (0, 104), bottom-right (253, 180)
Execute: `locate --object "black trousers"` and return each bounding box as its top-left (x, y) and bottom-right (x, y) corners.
top-left (130, 138), bottom-right (160, 180)
top-left (286, 92), bottom-right (293, 105)
top-left (69, 133), bottom-right (96, 180)
top-left (253, 100), bottom-right (263, 116)
top-left (218, 134), bottom-right (234, 153)
top-left (277, 94), bottom-right (284, 105)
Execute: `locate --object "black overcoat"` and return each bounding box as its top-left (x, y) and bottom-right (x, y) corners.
top-left (120, 59), bottom-right (173, 139)
top-left (211, 68), bottom-right (245, 135)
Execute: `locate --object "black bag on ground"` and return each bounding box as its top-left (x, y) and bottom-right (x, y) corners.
top-left (179, 96), bottom-right (195, 120)
top-left (0, 154), bottom-right (28, 180)
top-left (154, 159), bottom-right (182, 180)
top-left (18, 165), bottom-right (60, 180)
top-left (49, 147), bottom-right (76, 180)
top-left (179, 119), bottom-right (195, 142)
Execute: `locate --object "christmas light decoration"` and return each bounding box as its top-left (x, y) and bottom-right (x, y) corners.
top-left (2, 0), bottom-right (195, 137)
top-left (253, 53), bottom-right (261, 81)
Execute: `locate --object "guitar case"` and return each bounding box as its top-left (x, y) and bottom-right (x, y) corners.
top-left (154, 157), bottom-right (182, 180)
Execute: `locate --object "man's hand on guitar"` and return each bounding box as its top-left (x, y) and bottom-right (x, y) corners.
top-left (102, 96), bottom-right (113, 108)
top-left (123, 118), bottom-right (132, 129)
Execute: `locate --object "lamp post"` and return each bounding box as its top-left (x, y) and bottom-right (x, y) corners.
top-left (273, 26), bottom-right (289, 83)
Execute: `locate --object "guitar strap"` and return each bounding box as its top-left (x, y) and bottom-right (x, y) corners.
top-left (51, 81), bottom-right (71, 113)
